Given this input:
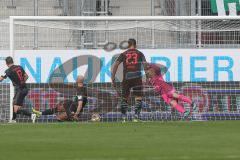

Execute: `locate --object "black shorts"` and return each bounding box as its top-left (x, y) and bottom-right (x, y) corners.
top-left (13, 87), bottom-right (28, 106)
top-left (122, 78), bottom-right (143, 99)
top-left (63, 98), bottom-right (88, 118)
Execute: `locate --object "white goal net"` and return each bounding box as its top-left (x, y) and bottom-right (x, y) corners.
top-left (1, 16), bottom-right (240, 123)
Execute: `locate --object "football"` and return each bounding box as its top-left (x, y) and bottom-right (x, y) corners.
top-left (91, 113), bottom-right (101, 122)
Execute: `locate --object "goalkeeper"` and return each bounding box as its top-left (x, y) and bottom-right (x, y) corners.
top-left (33, 75), bottom-right (87, 121)
top-left (146, 63), bottom-right (198, 119)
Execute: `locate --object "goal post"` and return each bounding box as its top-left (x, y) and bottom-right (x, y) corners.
top-left (3, 15), bottom-right (240, 123)
top-left (9, 17), bottom-right (14, 122)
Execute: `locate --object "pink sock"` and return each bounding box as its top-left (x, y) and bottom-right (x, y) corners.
top-left (178, 95), bottom-right (192, 104)
top-left (173, 104), bottom-right (185, 113)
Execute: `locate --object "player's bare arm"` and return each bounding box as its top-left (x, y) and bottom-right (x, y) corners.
top-left (0, 74), bottom-right (7, 82)
top-left (0, 76), bottom-right (5, 82)
top-left (111, 60), bottom-right (121, 86)
top-left (56, 112), bottom-right (68, 122)
top-left (73, 101), bottom-right (83, 120)
top-left (23, 73), bottom-right (28, 82)
top-left (76, 101), bottom-right (83, 114)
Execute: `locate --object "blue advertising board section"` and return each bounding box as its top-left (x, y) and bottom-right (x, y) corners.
top-left (1, 49), bottom-right (240, 83)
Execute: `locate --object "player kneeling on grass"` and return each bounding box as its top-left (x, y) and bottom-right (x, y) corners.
top-left (33, 75), bottom-right (87, 121)
top-left (0, 57), bottom-right (36, 123)
top-left (146, 63), bottom-right (198, 119)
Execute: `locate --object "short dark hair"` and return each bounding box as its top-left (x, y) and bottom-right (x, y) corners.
top-left (5, 56), bottom-right (14, 65)
top-left (128, 38), bottom-right (137, 48)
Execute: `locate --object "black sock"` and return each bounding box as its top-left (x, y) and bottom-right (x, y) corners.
top-left (42, 108), bottom-right (57, 115)
top-left (134, 99), bottom-right (142, 118)
top-left (120, 99), bottom-right (128, 116)
top-left (12, 112), bottom-right (17, 120)
top-left (17, 109), bottom-right (31, 117)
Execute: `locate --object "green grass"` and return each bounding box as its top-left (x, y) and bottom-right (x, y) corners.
top-left (0, 121), bottom-right (240, 160)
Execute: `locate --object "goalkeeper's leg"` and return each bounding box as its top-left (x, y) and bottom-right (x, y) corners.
top-left (172, 93), bottom-right (198, 112)
top-left (162, 94), bottom-right (190, 119)
top-left (170, 100), bottom-right (190, 119)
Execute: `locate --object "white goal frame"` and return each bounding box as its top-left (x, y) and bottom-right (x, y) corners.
top-left (8, 15), bottom-right (240, 122)
top-left (10, 15), bottom-right (240, 53)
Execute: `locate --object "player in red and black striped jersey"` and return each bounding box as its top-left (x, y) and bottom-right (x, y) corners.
top-left (111, 39), bottom-right (148, 122)
top-left (0, 56), bottom-right (36, 123)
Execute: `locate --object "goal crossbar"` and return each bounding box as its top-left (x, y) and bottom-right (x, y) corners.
top-left (10, 16), bottom-right (240, 21)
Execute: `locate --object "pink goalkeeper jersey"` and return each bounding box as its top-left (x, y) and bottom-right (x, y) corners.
top-left (150, 76), bottom-right (173, 95)
top-left (148, 64), bottom-right (174, 95)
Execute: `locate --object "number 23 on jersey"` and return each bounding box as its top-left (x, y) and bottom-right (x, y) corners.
top-left (126, 53), bottom-right (138, 65)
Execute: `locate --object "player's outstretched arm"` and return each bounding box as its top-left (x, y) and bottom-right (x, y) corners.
top-left (73, 100), bottom-right (83, 120)
top-left (0, 77), bottom-right (4, 82)
top-left (111, 53), bottom-right (123, 87)
top-left (111, 60), bottom-right (120, 87)
top-left (0, 75), bottom-right (7, 82)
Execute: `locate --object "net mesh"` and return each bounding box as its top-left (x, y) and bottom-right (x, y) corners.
top-left (10, 82), bottom-right (240, 122)
top-left (1, 18), bottom-right (240, 49)
top-left (1, 17), bottom-right (240, 123)
top-left (0, 83), bottom-right (10, 122)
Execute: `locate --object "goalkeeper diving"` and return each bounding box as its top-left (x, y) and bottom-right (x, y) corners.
top-left (33, 75), bottom-right (87, 121)
top-left (146, 63), bottom-right (198, 119)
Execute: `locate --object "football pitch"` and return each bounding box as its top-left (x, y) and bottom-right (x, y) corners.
top-left (0, 121), bottom-right (240, 160)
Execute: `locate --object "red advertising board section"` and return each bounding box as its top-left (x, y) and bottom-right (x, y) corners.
top-left (21, 82), bottom-right (240, 121)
